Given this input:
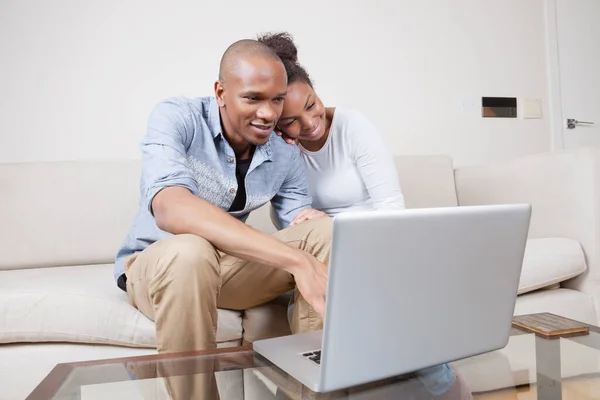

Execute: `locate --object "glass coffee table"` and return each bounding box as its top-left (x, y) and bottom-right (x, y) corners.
top-left (26, 314), bottom-right (600, 400)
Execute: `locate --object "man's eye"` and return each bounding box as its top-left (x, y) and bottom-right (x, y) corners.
top-left (273, 97), bottom-right (284, 103)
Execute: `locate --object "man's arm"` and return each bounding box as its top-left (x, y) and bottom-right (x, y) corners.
top-left (269, 146), bottom-right (314, 229)
top-left (153, 187), bottom-right (307, 271)
top-left (153, 187), bottom-right (328, 316)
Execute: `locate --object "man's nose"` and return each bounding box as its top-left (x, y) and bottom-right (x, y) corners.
top-left (257, 103), bottom-right (277, 122)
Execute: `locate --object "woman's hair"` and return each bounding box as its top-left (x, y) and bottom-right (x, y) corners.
top-left (257, 32), bottom-right (313, 88)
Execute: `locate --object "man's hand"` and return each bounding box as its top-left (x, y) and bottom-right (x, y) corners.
top-left (275, 128), bottom-right (298, 145)
top-left (290, 208), bottom-right (328, 227)
top-left (292, 253), bottom-right (328, 317)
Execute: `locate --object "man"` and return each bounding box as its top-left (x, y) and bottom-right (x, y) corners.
top-left (114, 39), bottom-right (330, 397)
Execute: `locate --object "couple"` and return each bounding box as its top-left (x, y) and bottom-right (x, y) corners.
top-left (115, 32), bottom-right (469, 399)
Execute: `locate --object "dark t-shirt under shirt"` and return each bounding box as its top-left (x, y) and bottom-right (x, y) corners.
top-left (228, 158), bottom-right (252, 212)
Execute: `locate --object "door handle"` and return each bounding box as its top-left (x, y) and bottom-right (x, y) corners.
top-left (567, 118), bottom-right (595, 129)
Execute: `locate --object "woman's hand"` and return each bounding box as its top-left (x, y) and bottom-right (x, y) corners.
top-left (290, 208), bottom-right (328, 227)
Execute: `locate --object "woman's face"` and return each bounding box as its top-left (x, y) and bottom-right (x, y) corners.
top-left (276, 81), bottom-right (327, 142)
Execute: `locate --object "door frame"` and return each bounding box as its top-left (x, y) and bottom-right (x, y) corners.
top-left (545, 0), bottom-right (566, 151)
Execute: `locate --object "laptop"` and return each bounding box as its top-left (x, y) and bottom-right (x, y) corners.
top-left (253, 204), bottom-right (531, 393)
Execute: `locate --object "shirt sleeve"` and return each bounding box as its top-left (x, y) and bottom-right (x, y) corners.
top-left (346, 110), bottom-right (406, 210)
top-left (139, 99), bottom-right (200, 215)
top-left (269, 146), bottom-right (312, 229)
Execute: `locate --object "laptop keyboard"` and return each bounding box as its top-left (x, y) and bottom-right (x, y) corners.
top-left (301, 350), bottom-right (321, 365)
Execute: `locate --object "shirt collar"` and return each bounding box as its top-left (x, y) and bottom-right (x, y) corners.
top-left (208, 97), bottom-right (223, 139)
top-left (258, 135), bottom-right (274, 162)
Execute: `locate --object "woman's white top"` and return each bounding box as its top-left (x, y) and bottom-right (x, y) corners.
top-left (299, 108), bottom-right (405, 217)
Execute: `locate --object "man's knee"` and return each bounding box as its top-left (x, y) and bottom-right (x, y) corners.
top-left (295, 217), bottom-right (332, 261)
top-left (155, 234), bottom-right (221, 285)
top-left (303, 216), bottom-right (333, 242)
top-left (312, 215), bottom-right (333, 232)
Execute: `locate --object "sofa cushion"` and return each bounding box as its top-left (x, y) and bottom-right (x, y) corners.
top-left (518, 238), bottom-right (587, 295)
top-left (514, 288), bottom-right (597, 325)
top-left (242, 293), bottom-right (292, 343)
top-left (0, 264), bottom-right (243, 347)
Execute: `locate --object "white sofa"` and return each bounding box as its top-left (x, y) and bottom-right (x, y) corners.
top-left (1, 147), bottom-right (599, 399)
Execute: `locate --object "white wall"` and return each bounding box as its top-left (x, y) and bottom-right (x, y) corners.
top-left (0, 0), bottom-right (551, 166)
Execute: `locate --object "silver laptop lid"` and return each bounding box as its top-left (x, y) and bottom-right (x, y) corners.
top-left (319, 204), bottom-right (531, 391)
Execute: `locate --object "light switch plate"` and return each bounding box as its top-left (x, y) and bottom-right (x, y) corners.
top-left (523, 98), bottom-right (543, 119)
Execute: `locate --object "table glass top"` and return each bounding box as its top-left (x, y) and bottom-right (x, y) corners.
top-left (29, 327), bottom-right (600, 400)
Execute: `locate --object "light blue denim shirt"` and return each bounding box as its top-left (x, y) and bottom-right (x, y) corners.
top-left (114, 96), bottom-right (311, 283)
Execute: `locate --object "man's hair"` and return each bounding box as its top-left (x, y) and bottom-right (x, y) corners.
top-left (218, 39), bottom-right (283, 82)
top-left (257, 32), bottom-right (313, 88)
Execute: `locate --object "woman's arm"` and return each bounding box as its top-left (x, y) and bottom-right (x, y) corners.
top-left (346, 109), bottom-right (406, 210)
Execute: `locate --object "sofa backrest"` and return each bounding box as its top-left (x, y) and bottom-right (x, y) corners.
top-left (454, 147), bottom-right (600, 271)
top-left (246, 154), bottom-right (459, 232)
top-left (0, 154), bottom-right (457, 270)
top-left (0, 160), bottom-right (142, 270)
top-left (392, 154), bottom-right (458, 209)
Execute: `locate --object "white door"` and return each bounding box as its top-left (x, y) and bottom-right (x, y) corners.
top-left (549, 0), bottom-right (600, 149)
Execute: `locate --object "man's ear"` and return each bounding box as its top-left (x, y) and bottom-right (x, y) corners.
top-left (214, 81), bottom-right (226, 107)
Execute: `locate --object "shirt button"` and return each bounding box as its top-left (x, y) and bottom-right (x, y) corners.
top-left (227, 157), bottom-right (234, 163)
top-left (229, 188), bottom-right (236, 194)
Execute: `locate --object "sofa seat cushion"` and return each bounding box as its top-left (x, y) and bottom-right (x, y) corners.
top-left (518, 238), bottom-right (587, 295)
top-left (0, 264), bottom-right (243, 347)
top-left (242, 293), bottom-right (292, 343)
top-left (515, 288), bottom-right (597, 325)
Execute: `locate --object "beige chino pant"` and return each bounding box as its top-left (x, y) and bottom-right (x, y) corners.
top-left (123, 217), bottom-right (332, 399)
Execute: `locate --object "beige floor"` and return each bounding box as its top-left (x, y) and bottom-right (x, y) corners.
top-left (474, 376), bottom-right (600, 400)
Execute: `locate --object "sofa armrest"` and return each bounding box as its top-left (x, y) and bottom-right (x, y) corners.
top-left (454, 148), bottom-right (600, 323)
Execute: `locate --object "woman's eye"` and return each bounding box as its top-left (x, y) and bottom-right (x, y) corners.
top-left (307, 102), bottom-right (315, 110)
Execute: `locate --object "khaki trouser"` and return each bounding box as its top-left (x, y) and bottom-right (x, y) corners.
top-left (123, 217), bottom-right (332, 399)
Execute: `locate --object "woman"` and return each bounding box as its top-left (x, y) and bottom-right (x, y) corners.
top-left (258, 32), bottom-right (472, 400)
top-left (257, 32), bottom-right (405, 226)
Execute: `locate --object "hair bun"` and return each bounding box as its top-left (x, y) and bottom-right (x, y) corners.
top-left (257, 32), bottom-right (298, 64)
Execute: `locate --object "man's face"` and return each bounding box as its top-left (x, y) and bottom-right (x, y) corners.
top-left (215, 57), bottom-right (287, 146)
